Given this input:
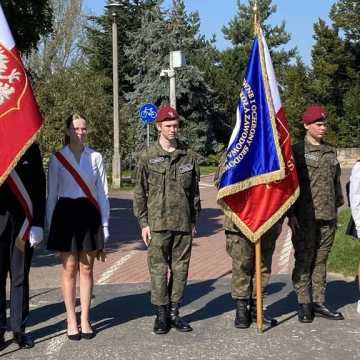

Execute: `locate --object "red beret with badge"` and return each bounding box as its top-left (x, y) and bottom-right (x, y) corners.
top-left (156, 106), bottom-right (179, 123)
top-left (302, 105), bottom-right (327, 125)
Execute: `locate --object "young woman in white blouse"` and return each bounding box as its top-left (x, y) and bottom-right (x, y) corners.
top-left (349, 160), bottom-right (360, 312)
top-left (46, 113), bottom-right (110, 340)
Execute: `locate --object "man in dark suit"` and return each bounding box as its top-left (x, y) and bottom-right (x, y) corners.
top-left (0, 143), bottom-right (46, 349)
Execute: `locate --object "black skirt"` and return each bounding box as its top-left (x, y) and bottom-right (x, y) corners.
top-left (47, 197), bottom-right (104, 252)
top-left (346, 215), bottom-right (359, 239)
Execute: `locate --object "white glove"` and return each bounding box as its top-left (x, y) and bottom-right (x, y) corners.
top-left (29, 226), bottom-right (44, 248)
top-left (103, 225), bottom-right (110, 243)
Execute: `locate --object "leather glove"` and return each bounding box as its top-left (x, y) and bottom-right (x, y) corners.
top-left (29, 226), bottom-right (44, 248)
top-left (103, 225), bottom-right (110, 243)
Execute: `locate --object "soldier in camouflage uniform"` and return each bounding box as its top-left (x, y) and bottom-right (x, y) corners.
top-left (289, 105), bottom-right (344, 323)
top-left (134, 106), bottom-right (201, 335)
top-left (215, 158), bottom-right (282, 329)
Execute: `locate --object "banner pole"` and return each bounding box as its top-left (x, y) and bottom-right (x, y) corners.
top-left (255, 238), bottom-right (263, 333)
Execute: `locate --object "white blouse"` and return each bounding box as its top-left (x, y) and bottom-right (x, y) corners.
top-left (46, 146), bottom-right (110, 228)
top-left (350, 161), bottom-right (360, 238)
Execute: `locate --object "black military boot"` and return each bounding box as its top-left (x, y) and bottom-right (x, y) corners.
top-left (249, 298), bottom-right (277, 327)
top-left (12, 332), bottom-right (34, 349)
top-left (169, 303), bottom-right (192, 332)
top-left (234, 300), bottom-right (250, 329)
top-left (298, 303), bottom-right (314, 323)
top-left (153, 305), bottom-right (170, 335)
top-left (313, 302), bottom-right (344, 320)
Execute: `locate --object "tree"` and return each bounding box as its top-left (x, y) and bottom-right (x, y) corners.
top-left (35, 64), bottom-right (112, 158)
top-left (28, 0), bottom-right (87, 78)
top-left (310, 0), bottom-right (360, 146)
top-left (281, 57), bottom-right (312, 142)
top-left (28, 0), bottom-right (112, 157)
top-left (2, 0), bottom-right (52, 55)
top-left (125, 0), bottom-right (223, 156)
top-left (330, 0), bottom-right (360, 42)
top-left (218, 0), bottom-right (296, 129)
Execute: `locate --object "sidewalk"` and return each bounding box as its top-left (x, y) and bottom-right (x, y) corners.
top-left (2, 171), bottom-right (357, 359)
top-left (1, 275), bottom-right (359, 360)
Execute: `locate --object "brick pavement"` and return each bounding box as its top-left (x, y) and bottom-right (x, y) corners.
top-left (92, 175), bottom-right (294, 285)
top-left (30, 169), bottom-right (351, 290)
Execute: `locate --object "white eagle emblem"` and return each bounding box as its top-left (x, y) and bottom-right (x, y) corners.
top-left (0, 48), bottom-right (21, 106)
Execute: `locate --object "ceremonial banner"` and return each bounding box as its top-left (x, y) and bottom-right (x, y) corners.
top-left (217, 26), bottom-right (299, 242)
top-left (0, 5), bottom-right (43, 186)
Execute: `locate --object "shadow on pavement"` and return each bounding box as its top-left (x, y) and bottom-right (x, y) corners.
top-left (90, 291), bottom-right (152, 333)
top-left (266, 278), bottom-right (358, 319)
top-left (196, 208), bottom-right (223, 239)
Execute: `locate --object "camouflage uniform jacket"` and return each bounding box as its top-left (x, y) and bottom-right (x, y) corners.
top-left (292, 139), bottom-right (344, 221)
top-left (214, 153), bottom-right (244, 233)
top-left (133, 141), bottom-right (201, 232)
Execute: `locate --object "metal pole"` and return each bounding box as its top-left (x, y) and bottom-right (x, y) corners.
top-left (111, 14), bottom-right (121, 188)
top-left (169, 52), bottom-right (176, 109)
top-left (146, 124), bottom-right (150, 148)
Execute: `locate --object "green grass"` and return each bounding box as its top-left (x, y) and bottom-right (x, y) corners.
top-left (328, 208), bottom-right (360, 277)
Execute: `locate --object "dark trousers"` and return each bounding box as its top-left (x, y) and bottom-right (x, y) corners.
top-left (0, 212), bottom-right (33, 332)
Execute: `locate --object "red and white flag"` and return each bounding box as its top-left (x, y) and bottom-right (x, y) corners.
top-left (0, 5), bottom-right (43, 186)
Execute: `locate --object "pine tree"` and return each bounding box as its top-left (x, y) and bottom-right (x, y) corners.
top-left (219, 0), bottom-right (296, 129)
top-left (125, 0), bottom-right (223, 156)
top-left (310, 0), bottom-right (360, 146)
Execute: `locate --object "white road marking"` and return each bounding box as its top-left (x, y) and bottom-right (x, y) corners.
top-left (96, 250), bottom-right (139, 285)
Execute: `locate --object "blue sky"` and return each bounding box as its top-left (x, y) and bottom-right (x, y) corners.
top-left (83, 0), bottom-right (336, 65)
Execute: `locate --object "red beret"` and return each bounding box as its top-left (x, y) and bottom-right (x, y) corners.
top-left (156, 106), bottom-right (179, 123)
top-left (302, 105), bottom-right (327, 124)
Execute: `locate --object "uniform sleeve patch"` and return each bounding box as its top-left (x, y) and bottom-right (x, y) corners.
top-left (149, 157), bottom-right (165, 164)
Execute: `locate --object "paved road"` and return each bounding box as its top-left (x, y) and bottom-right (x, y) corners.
top-left (1, 169), bottom-right (357, 359)
top-left (1, 275), bottom-right (359, 360)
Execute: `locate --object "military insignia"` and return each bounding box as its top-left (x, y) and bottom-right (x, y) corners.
top-left (149, 157), bottom-right (165, 164)
top-left (0, 44), bottom-right (26, 118)
top-left (179, 164), bottom-right (193, 173)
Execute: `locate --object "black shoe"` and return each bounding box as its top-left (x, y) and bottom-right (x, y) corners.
top-left (67, 333), bottom-right (81, 341)
top-left (313, 302), bottom-right (344, 320)
top-left (81, 331), bottom-right (95, 340)
top-left (234, 300), bottom-right (250, 329)
top-left (80, 324), bottom-right (95, 340)
top-left (13, 332), bottom-right (34, 349)
top-left (169, 303), bottom-right (192, 332)
top-left (298, 303), bottom-right (314, 323)
top-left (0, 329), bottom-right (5, 351)
top-left (153, 305), bottom-right (170, 335)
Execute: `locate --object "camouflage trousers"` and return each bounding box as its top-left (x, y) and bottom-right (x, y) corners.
top-left (147, 231), bottom-right (192, 306)
top-left (225, 230), bottom-right (277, 300)
top-left (291, 219), bottom-right (336, 304)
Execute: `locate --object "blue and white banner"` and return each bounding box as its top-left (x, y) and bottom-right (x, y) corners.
top-left (218, 36), bottom-right (285, 196)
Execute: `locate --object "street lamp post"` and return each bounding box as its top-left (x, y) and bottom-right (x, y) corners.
top-left (106, 1), bottom-right (122, 188)
top-left (160, 50), bottom-right (186, 110)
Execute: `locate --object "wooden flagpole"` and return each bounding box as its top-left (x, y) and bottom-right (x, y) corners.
top-left (253, 0), bottom-right (263, 334)
top-left (255, 238), bottom-right (263, 333)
